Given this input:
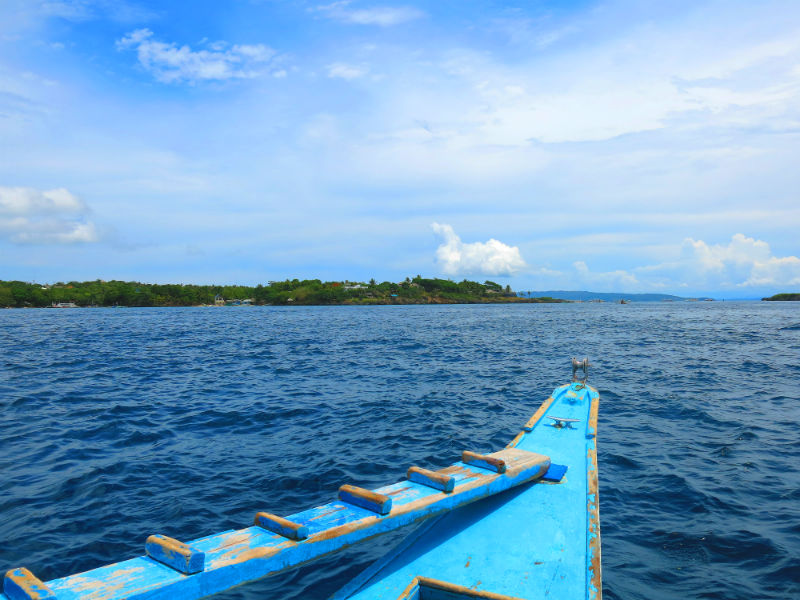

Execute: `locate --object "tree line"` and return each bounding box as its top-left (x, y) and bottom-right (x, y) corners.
top-left (0, 277), bottom-right (564, 308)
top-left (762, 293), bottom-right (800, 301)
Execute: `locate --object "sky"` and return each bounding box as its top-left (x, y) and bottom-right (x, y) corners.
top-left (1, 0), bottom-right (799, 297)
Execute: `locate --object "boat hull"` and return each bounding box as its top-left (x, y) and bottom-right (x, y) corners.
top-left (337, 382), bottom-right (601, 600)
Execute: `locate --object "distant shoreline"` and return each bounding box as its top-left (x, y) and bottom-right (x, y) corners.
top-left (0, 277), bottom-right (566, 309)
top-left (3, 298), bottom-right (566, 309)
top-left (3, 279), bottom-right (782, 308)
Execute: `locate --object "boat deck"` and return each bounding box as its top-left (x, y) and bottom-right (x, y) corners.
top-left (336, 382), bottom-right (601, 600)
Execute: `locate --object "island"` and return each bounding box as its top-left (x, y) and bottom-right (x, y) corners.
top-left (762, 293), bottom-right (800, 301)
top-left (0, 277), bottom-right (567, 308)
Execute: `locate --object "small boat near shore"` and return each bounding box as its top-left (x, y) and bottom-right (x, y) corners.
top-left (2, 361), bottom-right (600, 600)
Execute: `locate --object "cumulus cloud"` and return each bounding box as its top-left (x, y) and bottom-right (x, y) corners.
top-left (116, 29), bottom-right (276, 83)
top-left (668, 233), bottom-right (800, 288)
top-left (314, 2), bottom-right (423, 26)
top-left (0, 186), bottom-right (86, 214)
top-left (327, 62), bottom-right (368, 80)
top-left (0, 186), bottom-right (99, 244)
top-left (432, 223), bottom-right (526, 277)
top-left (572, 234), bottom-right (800, 291)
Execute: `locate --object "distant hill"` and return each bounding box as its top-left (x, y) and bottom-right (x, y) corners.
top-left (518, 290), bottom-right (712, 302)
top-left (763, 293), bottom-right (800, 301)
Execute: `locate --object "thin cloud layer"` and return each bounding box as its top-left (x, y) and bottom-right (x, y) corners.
top-left (432, 223), bottom-right (526, 277)
top-left (573, 261), bottom-right (640, 289)
top-left (117, 29), bottom-right (276, 83)
top-left (327, 62), bottom-right (368, 80)
top-left (0, 186), bottom-right (99, 244)
top-left (314, 2), bottom-right (423, 26)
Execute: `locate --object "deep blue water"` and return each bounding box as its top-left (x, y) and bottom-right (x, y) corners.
top-left (1, 303), bottom-right (799, 599)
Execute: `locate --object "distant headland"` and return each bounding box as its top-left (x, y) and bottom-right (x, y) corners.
top-left (0, 278), bottom-right (567, 308)
top-left (518, 290), bottom-right (714, 302)
top-left (762, 293), bottom-right (800, 301)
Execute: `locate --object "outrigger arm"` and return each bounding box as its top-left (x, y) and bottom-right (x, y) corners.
top-left (3, 448), bottom-right (565, 600)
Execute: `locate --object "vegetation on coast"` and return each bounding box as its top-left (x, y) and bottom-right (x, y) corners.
top-left (762, 293), bottom-right (800, 301)
top-left (0, 277), bottom-right (566, 308)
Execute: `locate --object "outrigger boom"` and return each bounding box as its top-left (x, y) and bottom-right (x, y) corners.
top-left (3, 364), bottom-right (600, 600)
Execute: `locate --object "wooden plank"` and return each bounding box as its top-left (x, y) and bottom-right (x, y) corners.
top-left (338, 486), bottom-right (393, 515)
top-left (461, 451), bottom-right (507, 473)
top-left (407, 467), bottom-right (455, 493)
top-left (144, 535), bottom-right (205, 574)
top-left (3, 568), bottom-right (56, 600)
top-left (254, 512), bottom-right (309, 540)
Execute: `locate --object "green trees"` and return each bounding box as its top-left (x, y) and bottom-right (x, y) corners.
top-left (0, 277), bottom-right (561, 307)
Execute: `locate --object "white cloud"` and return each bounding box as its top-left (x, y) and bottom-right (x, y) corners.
top-left (669, 233), bottom-right (800, 288)
top-left (327, 62), bottom-right (368, 80)
top-left (116, 29), bottom-right (276, 83)
top-left (352, 15), bottom-right (800, 154)
top-left (5, 219), bottom-right (99, 243)
top-left (572, 234), bottom-right (800, 291)
top-left (0, 186), bottom-right (86, 214)
top-left (0, 186), bottom-right (99, 244)
top-left (314, 2), bottom-right (423, 26)
top-left (432, 223), bottom-right (526, 277)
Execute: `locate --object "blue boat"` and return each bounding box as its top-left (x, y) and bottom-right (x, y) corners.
top-left (2, 360), bottom-right (600, 600)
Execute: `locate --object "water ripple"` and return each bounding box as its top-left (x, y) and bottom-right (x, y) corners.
top-left (1, 302), bottom-right (799, 599)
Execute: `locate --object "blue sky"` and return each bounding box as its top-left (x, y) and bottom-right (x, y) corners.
top-left (1, 0), bottom-right (799, 297)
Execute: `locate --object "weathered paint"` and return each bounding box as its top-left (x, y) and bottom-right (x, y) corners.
top-left (0, 449), bottom-right (552, 600)
top-left (397, 576), bottom-right (527, 600)
top-left (407, 467), bottom-right (456, 493)
top-left (144, 535), bottom-right (205, 574)
top-left (253, 513), bottom-right (309, 541)
top-left (3, 568), bottom-right (56, 600)
top-left (509, 396), bottom-right (555, 444)
top-left (338, 486), bottom-right (393, 515)
top-left (586, 384), bottom-right (602, 600)
top-left (338, 381), bottom-right (601, 600)
top-left (461, 451), bottom-right (507, 473)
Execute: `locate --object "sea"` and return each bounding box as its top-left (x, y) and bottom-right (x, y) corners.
top-left (1, 302), bottom-right (798, 600)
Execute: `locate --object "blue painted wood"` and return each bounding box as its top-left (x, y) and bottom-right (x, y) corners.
top-left (333, 516), bottom-right (448, 600)
top-left (3, 568), bottom-right (56, 600)
top-left (2, 448), bottom-right (552, 600)
top-left (144, 535), bottom-right (205, 574)
top-left (403, 577), bottom-right (522, 599)
top-left (407, 467), bottom-right (456, 493)
top-left (254, 512), bottom-right (309, 540)
top-left (541, 463), bottom-right (568, 482)
top-left (461, 451), bottom-right (507, 473)
top-left (338, 485), bottom-right (393, 515)
top-left (337, 381), bottom-right (602, 600)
